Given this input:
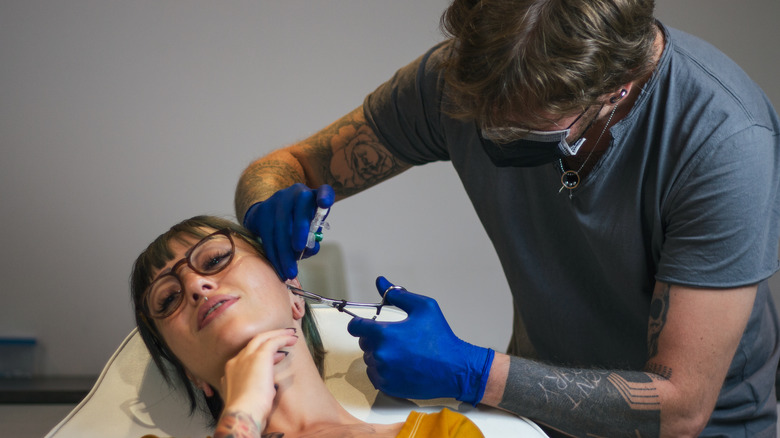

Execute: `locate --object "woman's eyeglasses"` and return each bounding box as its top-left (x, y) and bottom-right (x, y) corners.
top-left (143, 229), bottom-right (237, 319)
top-left (141, 228), bottom-right (399, 321)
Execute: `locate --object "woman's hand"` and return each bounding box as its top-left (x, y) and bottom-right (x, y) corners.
top-left (214, 328), bottom-right (299, 437)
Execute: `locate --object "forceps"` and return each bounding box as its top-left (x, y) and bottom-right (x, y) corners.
top-left (287, 284), bottom-right (403, 319)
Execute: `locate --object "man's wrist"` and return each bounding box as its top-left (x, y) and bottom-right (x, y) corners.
top-left (480, 352), bottom-right (510, 407)
top-left (471, 348), bottom-right (495, 406)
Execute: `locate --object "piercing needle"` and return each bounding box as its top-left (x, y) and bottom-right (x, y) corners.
top-left (298, 207), bottom-right (330, 262)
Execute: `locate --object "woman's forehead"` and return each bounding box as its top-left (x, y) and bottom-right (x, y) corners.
top-left (168, 232), bottom-right (201, 252)
top-left (162, 227), bottom-right (258, 264)
top-left (149, 229), bottom-right (215, 276)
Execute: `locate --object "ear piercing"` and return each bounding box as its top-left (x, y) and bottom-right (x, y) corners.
top-left (610, 89), bottom-right (628, 104)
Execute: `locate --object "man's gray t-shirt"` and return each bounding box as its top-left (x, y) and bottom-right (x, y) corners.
top-left (364, 24), bottom-right (780, 436)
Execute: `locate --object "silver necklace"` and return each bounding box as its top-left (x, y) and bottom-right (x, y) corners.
top-left (558, 102), bottom-right (620, 198)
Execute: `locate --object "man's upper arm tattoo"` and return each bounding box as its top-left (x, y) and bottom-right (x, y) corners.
top-left (647, 284), bottom-right (670, 360)
top-left (313, 109), bottom-right (409, 197)
top-left (644, 283), bottom-right (673, 381)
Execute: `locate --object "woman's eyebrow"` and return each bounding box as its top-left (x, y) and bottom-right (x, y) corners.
top-left (149, 259), bottom-right (182, 283)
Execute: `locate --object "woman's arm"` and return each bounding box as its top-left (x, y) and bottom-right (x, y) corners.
top-left (481, 281), bottom-right (756, 437)
top-left (214, 410), bottom-right (263, 438)
top-left (235, 105), bottom-right (411, 221)
top-left (213, 328), bottom-right (299, 438)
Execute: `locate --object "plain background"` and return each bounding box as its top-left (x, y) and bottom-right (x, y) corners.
top-left (2, 0), bottom-right (779, 378)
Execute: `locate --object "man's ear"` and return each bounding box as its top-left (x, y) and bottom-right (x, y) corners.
top-left (186, 371), bottom-right (215, 397)
top-left (285, 278), bottom-right (306, 320)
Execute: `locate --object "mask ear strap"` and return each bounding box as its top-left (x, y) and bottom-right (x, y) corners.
top-left (609, 89), bottom-right (628, 104)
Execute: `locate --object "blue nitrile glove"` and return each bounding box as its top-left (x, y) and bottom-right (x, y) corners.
top-left (347, 276), bottom-right (495, 406)
top-left (242, 183), bottom-right (335, 280)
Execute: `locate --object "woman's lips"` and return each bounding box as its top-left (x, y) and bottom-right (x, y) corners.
top-left (198, 296), bottom-right (238, 330)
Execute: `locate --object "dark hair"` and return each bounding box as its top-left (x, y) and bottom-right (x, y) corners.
top-left (440, 0), bottom-right (657, 127)
top-left (130, 215), bottom-right (326, 423)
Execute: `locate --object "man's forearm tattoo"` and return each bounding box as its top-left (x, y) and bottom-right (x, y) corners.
top-left (235, 159), bottom-right (300, 219)
top-left (644, 362), bottom-right (673, 380)
top-left (499, 357), bottom-right (661, 437)
top-left (606, 373), bottom-right (661, 410)
top-left (235, 108), bottom-right (408, 219)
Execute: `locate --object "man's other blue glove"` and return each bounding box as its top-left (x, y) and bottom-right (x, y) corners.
top-left (242, 183), bottom-right (335, 280)
top-left (347, 276), bottom-right (495, 406)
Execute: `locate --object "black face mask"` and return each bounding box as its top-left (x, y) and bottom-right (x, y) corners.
top-left (477, 108), bottom-right (595, 168)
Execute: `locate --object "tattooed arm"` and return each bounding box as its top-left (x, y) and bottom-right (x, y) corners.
top-left (213, 410), bottom-right (263, 438)
top-left (235, 105), bottom-right (412, 221)
top-left (213, 410), bottom-right (285, 438)
top-left (480, 281), bottom-right (757, 437)
top-left (211, 329), bottom-right (299, 438)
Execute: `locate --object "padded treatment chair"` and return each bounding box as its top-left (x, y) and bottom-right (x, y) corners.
top-left (45, 307), bottom-right (548, 437)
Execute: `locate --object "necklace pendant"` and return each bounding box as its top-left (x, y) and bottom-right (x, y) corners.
top-left (561, 170), bottom-right (580, 190)
top-left (559, 170), bottom-right (580, 198)
top-left (554, 101), bottom-right (620, 198)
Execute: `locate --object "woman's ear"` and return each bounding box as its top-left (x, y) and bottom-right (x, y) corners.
top-left (286, 277), bottom-right (302, 289)
top-left (285, 278), bottom-right (306, 320)
top-left (186, 371), bottom-right (215, 397)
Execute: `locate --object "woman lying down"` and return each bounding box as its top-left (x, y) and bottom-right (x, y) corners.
top-left (130, 215), bottom-right (483, 438)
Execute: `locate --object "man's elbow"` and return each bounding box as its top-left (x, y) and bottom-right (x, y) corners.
top-left (661, 402), bottom-right (712, 438)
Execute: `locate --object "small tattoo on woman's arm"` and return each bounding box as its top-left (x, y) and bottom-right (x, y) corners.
top-left (214, 410), bottom-right (263, 438)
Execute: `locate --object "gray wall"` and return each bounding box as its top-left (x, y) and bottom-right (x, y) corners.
top-left (2, 1), bottom-right (778, 376)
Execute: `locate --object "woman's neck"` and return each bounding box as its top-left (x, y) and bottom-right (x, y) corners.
top-left (258, 344), bottom-right (401, 437)
top-left (262, 346), bottom-right (359, 434)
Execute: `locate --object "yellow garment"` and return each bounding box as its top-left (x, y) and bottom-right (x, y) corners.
top-left (396, 408), bottom-right (484, 438)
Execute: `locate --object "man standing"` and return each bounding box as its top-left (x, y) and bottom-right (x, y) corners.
top-left (236, 1), bottom-right (780, 436)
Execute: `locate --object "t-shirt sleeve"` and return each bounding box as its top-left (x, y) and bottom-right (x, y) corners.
top-left (656, 124), bottom-right (780, 288)
top-left (363, 42), bottom-right (452, 165)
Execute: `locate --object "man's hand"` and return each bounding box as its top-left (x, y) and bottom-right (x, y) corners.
top-left (347, 276), bottom-right (494, 406)
top-left (243, 184), bottom-right (335, 280)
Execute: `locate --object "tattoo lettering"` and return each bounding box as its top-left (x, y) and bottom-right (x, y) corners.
top-left (647, 284), bottom-right (670, 359)
top-left (500, 357), bottom-right (660, 437)
top-left (537, 369), bottom-right (607, 411)
top-left (214, 410), bottom-right (262, 438)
